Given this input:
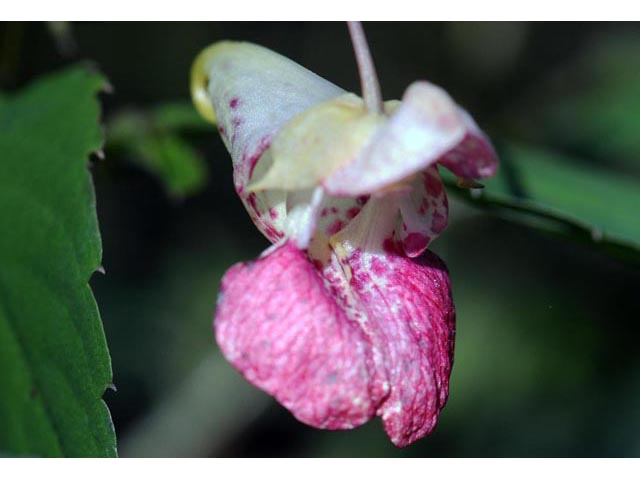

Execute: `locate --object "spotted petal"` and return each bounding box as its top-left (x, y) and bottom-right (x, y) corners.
top-left (215, 242), bottom-right (380, 430)
top-left (215, 197), bottom-right (456, 447)
top-left (398, 166), bottom-right (449, 258)
top-left (197, 41), bottom-right (345, 241)
top-left (437, 110), bottom-right (498, 179)
top-left (348, 245), bottom-right (455, 446)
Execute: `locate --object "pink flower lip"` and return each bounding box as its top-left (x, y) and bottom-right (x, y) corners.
top-left (215, 239), bottom-right (455, 447)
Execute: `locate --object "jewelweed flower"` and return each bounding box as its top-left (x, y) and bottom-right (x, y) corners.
top-left (191, 23), bottom-right (498, 447)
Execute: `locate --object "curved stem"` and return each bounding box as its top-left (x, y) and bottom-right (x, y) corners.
top-left (347, 21), bottom-right (383, 114)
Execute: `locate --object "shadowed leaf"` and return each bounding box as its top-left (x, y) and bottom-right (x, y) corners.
top-left (443, 142), bottom-right (640, 261)
top-left (107, 102), bottom-right (211, 198)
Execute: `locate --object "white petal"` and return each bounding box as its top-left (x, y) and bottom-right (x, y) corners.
top-left (205, 41), bottom-right (344, 189)
top-left (201, 41), bottom-right (345, 242)
top-left (323, 81), bottom-right (467, 196)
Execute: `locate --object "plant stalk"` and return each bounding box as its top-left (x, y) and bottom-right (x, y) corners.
top-left (347, 21), bottom-right (383, 114)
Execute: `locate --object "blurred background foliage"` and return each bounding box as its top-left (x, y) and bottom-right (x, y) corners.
top-left (1, 22), bottom-right (639, 457)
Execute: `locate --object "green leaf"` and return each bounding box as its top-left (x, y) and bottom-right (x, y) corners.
top-left (151, 101), bottom-right (212, 133)
top-left (0, 66), bottom-right (116, 457)
top-left (443, 142), bottom-right (640, 260)
top-left (512, 33), bottom-right (640, 175)
top-left (132, 134), bottom-right (208, 198)
top-left (106, 102), bottom-right (212, 198)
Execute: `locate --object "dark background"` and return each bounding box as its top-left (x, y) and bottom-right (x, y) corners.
top-left (1, 22), bottom-right (639, 457)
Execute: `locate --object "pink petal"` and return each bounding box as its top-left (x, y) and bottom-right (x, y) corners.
top-left (214, 239), bottom-right (455, 447)
top-left (437, 110), bottom-right (499, 179)
top-left (215, 242), bottom-right (380, 430)
top-left (347, 243), bottom-right (455, 447)
top-left (398, 166), bottom-right (449, 258)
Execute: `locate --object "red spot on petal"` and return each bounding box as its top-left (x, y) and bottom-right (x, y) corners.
top-left (356, 195), bottom-right (369, 206)
top-left (370, 256), bottom-right (389, 277)
top-left (403, 233), bottom-right (429, 257)
top-left (382, 238), bottom-right (400, 254)
top-left (246, 135), bottom-right (272, 180)
top-left (424, 172), bottom-right (443, 197)
top-left (263, 223), bottom-right (283, 242)
top-left (246, 193), bottom-right (259, 215)
top-left (327, 219), bottom-right (345, 236)
top-left (346, 207), bottom-right (361, 220)
top-left (432, 211), bottom-right (448, 233)
top-left (438, 132), bottom-right (499, 179)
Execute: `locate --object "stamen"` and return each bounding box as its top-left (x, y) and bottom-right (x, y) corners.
top-left (347, 21), bottom-right (383, 114)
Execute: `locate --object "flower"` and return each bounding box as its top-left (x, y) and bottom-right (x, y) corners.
top-left (191, 25), bottom-right (498, 447)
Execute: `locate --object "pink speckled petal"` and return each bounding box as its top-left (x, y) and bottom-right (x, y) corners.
top-left (276, 188), bottom-right (367, 252)
top-left (323, 81), bottom-right (466, 196)
top-left (398, 166), bottom-right (449, 258)
top-left (215, 212), bottom-right (455, 447)
top-left (437, 110), bottom-right (499, 179)
top-left (333, 197), bottom-right (455, 446)
top-left (215, 242), bottom-right (379, 430)
top-left (315, 195), bottom-right (369, 239)
top-left (204, 42), bottom-right (344, 242)
top-left (346, 245), bottom-right (455, 447)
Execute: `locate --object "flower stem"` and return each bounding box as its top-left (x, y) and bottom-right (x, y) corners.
top-left (347, 21), bottom-right (383, 114)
